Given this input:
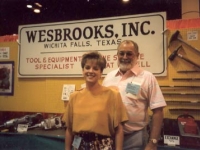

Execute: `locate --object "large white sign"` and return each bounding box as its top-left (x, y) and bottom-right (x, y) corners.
top-left (18, 12), bottom-right (167, 77)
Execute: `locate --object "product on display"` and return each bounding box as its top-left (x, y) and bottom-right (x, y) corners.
top-left (0, 113), bottom-right (43, 132)
top-left (169, 30), bottom-right (200, 54)
top-left (169, 45), bottom-right (200, 69)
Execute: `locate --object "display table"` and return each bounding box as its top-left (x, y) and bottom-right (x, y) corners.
top-left (158, 145), bottom-right (198, 150)
top-left (0, 128), bottom-right (65, 150)
top-left (0, 128), bottom-right (198, 150)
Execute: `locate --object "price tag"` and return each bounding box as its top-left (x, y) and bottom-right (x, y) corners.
top-left (0, 47), bottom-right (9, 59)
top-left (187, 31), bottom-right (198, 41)
top-left (17, 124), bottom-right (28, 133)
top-left (61, 84), bottom-right (75, 101)
top-left (164, 135), bottom-right (180, 146)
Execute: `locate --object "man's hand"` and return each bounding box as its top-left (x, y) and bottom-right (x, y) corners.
top-left (145, 142), bottom-right (157, 150)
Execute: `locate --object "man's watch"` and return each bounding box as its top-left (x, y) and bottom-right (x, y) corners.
top-left (149, 139), bottom-right (158, 144)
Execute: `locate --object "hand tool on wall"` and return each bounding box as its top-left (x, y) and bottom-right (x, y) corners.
top-left (169, 45), bottom-right (200, 69)
top-left (169, 30), bottom-right (200, 54)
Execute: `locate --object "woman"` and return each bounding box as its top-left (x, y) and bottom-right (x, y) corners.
top-left (65, 51), bottom-right (128, 150)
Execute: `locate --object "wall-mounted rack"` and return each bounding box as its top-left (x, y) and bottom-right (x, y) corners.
top-left (169, 108), bottom-right (200, 111)
top-left (163, 92), bottom-right (200, 95)
top-left (173, 78), bottom-right (200, 81)
top-left (160, 85), bottom-right (200, 88)
top-left (177, 70), bottom-right (200, 73)
top-left (166, 100), bottom-right (200, 104)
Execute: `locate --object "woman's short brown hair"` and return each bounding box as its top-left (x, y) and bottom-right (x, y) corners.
top-left (81, 51), bottom-right (106, 72)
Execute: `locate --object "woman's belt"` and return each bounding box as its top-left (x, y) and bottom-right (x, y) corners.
top-left (75, 132), bottom-right (110, 142)
top-left (74, 132), bottom-right (114, 150)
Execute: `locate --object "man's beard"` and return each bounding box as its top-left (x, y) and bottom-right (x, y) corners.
top-left (118, 61), bottom-right (133, 72)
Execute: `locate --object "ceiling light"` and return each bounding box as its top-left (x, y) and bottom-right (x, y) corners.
top-left (33, 9), bottom-right (40, 13)
top-left (35, 3), bottom-right (42, 7)
top-left (123, 0), bottom-right (129, 2)
top-left (27, 4), bottom-right (32, 8)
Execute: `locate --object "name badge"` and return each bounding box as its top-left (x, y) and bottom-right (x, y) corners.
top-left (125, 83), bottom-right (140, 95)
top-left (125, 82), bottom-right (140, 99)
top-left (72, 135), bottom-right (82, 149)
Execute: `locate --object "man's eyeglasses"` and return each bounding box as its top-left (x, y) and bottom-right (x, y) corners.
top-left (118, 51), bottom-right (134, 57)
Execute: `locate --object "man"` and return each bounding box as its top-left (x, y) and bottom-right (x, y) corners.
top-left (102, 40), bottom-right (166, 150)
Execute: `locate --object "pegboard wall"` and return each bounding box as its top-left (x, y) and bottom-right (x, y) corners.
top-left (157, 23), bottom-right (200, 120)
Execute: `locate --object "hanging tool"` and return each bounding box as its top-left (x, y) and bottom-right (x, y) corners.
top-left (169, 45), bottom-right (200, 69)
top-left (169, 30), bottom-right (200, 54)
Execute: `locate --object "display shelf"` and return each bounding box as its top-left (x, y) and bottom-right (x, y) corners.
top-left (172, 78), bottom-right (200, 81)
top-left (177, 70), bottom-right (200, 73)
top-left (167, 104), bottom-right (200, 110)
top-left (160, 85), bottom-right (200, 88)
top-left (163, 92), bottom-right (200, 95)
top-left (166, 100), bottom-right (200, 103)
top-left (169, 108), bottom-right (200, 111)
top-left (0, 128), bottom-right (195, 150)
top-left (165, 98), bottom-right (200, 101)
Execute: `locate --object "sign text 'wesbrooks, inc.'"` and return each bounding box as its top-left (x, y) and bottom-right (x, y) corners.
top-left (18, 12), bottom-right (167, 77)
